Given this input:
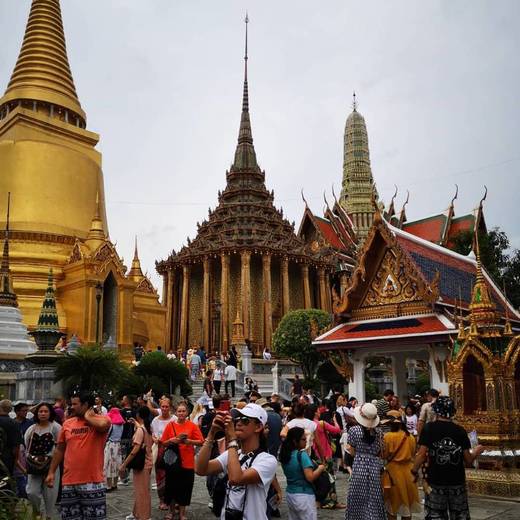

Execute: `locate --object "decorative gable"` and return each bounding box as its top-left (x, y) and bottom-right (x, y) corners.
top-left (333, 211), bottom-right (438, 320)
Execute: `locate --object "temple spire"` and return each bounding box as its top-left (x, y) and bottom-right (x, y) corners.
top-left (0, 193), bottom-right (17, 307)
top-left (0, 0), bottom-right (86, 124)
top-left (85, 192), bottom-right (106, 251)
top-left (232, 14), bottom-right (259, 170)
top-left (128, 236), bottom-right (144, 282)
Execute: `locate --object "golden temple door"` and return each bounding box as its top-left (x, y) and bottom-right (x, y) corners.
top-left (463, 355), bottom-right (487, 414)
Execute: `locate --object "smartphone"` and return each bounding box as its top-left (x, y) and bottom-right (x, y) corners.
top-left (218, 400), bottom-right (231, 412)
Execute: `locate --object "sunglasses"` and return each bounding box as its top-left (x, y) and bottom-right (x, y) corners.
top-left (233, 416), bottom-right (258, 426)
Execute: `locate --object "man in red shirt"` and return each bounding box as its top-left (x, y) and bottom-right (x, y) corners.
top-left (45, 392), bottom-right (111, 520)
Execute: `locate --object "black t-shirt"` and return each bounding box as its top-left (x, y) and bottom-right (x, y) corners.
top-left (0, 416), bottom-right (22, 473)
top-left (418, 420), bottom-right (470, 486)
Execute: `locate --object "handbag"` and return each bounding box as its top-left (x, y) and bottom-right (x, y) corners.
top-left (157, 424), bottom-right (182, 472)
top-left (127, 427), bottom-right (146, 471)
top-left (297, 450), bottom-right (332, 503)
top-left (381, 432), bottom-right (408, 490)
top-left (26, 431), bottom-right (52, 475)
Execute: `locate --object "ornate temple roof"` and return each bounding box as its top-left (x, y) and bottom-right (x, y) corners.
top-left (157, 20), bottom-right (329, 271)
top-left (0, 0), bottom-right (85, 123)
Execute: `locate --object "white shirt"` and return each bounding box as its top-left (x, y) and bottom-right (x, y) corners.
top-left (151, 414), bottom-right (177, 439)
top-left (286, 418), bottom-right (317, 452)
top-left (224, 365), bottom-right (237, 381)
top-left (214, 368), bottom-right (225, 381)
top-left (216, 450), bottom-right (277, 520)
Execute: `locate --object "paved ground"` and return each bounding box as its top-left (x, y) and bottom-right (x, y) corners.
top-left (106, 467), bottom-right (520, 519)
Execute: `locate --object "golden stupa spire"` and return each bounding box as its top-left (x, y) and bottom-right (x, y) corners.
top-left (128, 236), bottom-right (144, 282)
top-left (0, 0), bottom-right (86, 124)
top-left (85, 192), bottom-right (106, 251)
top-left (0, 193), bottom-right (18, 307)
top-left (469, 228), bottom-right (497, 335)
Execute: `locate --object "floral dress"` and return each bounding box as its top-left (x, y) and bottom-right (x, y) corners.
top-left (345, 425), bottom-right (386, 520)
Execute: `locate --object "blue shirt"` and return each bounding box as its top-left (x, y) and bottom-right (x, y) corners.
top-left (282, 450), bottom-right (314, 495)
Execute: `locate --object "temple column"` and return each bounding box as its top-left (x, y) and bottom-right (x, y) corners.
top-left (221, 254), bottom-right (230, 353)
top-left (348, 356), bottom-right (366, 403)
top-left (340, 273), bottom-right (349, 297)
top-left (281, 256), bottom-right (290, 315)
top-left (203, 257), bottom-right (211, 349)
top-left (302, 264), bottom-right (311, 309)
top-left (391, 353), bottom-right (408, 402)
top-left (318, 267), bottom-right (328, 312)
top-left (240, 251), bottom-right (251, 341)
top-left (165, 270), bottom-right (174, 349)
top-left (179, 265), bottom-right (190, 350)
top-left (263, 254), bottom-right (272, 350)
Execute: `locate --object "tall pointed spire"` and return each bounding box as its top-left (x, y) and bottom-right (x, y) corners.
top-left (0, 193), bottom-right (17, 307)
top-left (85, 192), bottom-right (106, 251)
top-left (128, 236), bottom-right (144, 282)
top-left (0, 0), bottom-right (86, 124)
top-left (232, 13), bottom-right (259, 171)
top-left (340, 92), bottom-right (379, 241)
top-left (469, 230), bottom-right (498, 335)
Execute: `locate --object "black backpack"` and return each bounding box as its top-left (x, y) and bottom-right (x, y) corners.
top-left (211, 450), bottom-right (261, 517)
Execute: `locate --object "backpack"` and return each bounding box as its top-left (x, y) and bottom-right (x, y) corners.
top-left (0, 425), bottom-right (6, 460)
top-left (211, 450), bottom-right (261, 517)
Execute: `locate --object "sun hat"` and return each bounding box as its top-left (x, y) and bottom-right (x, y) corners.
top-left (238, 403), bottom-right (268, 426)
top-left (107, 407), bottom-right (124, 425)
top-left (353, 403), bottom-right (380, 428)
top-left (255, 397), bottom-right (269, 407)
top-left (387, 410), bottom-right (403, 419)
top-left (432, 396), bottom-right (456, 418)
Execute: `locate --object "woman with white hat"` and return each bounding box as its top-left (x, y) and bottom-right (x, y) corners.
top-left (344, 402), bottom-right (387, 520)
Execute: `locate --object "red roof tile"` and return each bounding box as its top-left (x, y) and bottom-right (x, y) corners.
top-left (319, 315), bottom-right (452, 343)
top-left (403, 214), bottom-right (446, 243)
top-left (315, 217), bottom-right (348, 251)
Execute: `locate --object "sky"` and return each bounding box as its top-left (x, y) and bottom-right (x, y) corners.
top-left (1, 0), bottom-right (519, 293)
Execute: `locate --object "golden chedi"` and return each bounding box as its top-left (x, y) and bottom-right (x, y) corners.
top-left (0, 0), bottom-right (165, 357)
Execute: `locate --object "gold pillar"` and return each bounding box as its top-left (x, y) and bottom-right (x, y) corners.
top-left (340, 273), bottom-right (349, 297)
top-left (165, 270), bottom-right (174, 349)
top-left (318, 267), bottom-right (328, 311)
top-left (240, 251), bottom-right (251, 341)
top-left (179, 265), bottom-right (190, 350)
top-left (281, 256), bottom-right (290, 315)
top-left (263, 254), bottom-right (272, 350)
top-left (302, 264), bottom-right (311, 309)
top-left (221, 254), bottom-right (230, 352)
top-left (203, 257), bottom-right (211, 349)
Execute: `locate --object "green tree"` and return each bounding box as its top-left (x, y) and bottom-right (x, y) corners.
top-left (54, 346), bottom-right (127, 397)
top-left (272, 309), bottom-right (331, 380)
top-left (451, 227), bottom-right (520, 309)
top-left (134, 352), bottom-right (191, 397)
top-left (504, 249), bottom-right (520, 308)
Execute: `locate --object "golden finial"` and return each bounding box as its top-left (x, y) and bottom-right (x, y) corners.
top-left (352, 91), bottom-right (358, 111)
top-left (301, 189), bottom-right (309, 209)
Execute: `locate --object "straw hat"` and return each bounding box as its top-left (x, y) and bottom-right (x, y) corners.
top-left (353, 403), bottom-right (380, 428)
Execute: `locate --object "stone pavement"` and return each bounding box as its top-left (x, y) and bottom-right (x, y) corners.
top-left (106, 466), bottom-right (520, 519)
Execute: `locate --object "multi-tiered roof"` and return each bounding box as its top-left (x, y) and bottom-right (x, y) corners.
top-left (157, 23), bottom-right (329, 271)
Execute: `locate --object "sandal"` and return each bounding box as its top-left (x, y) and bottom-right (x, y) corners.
top-left (159, 503), bottom-right (169, 511)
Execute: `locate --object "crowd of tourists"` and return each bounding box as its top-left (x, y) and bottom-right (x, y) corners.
top-left (0, 381), bottom-right (485, 520)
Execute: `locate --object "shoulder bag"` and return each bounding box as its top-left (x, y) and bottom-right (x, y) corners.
top-left (297, 450), bottom-right (332, 503)
top-left (26, 430), bottom-right (52, 475)
top-left (381, 432), bottom-right (408, 490)
top-left (157, 423), bottom-right (182, 473)
top-left (127, 426), bottom-right (146, 471)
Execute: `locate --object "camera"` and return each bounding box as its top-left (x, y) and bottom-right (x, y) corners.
top-left (224, 508), bottom-right (244, 520)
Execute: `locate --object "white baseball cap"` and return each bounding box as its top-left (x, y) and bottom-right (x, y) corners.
top-left (238, 403), bottom-right (268, 426)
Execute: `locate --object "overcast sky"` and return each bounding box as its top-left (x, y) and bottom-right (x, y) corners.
top-left (1, 0), bottom-right (519, 293)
